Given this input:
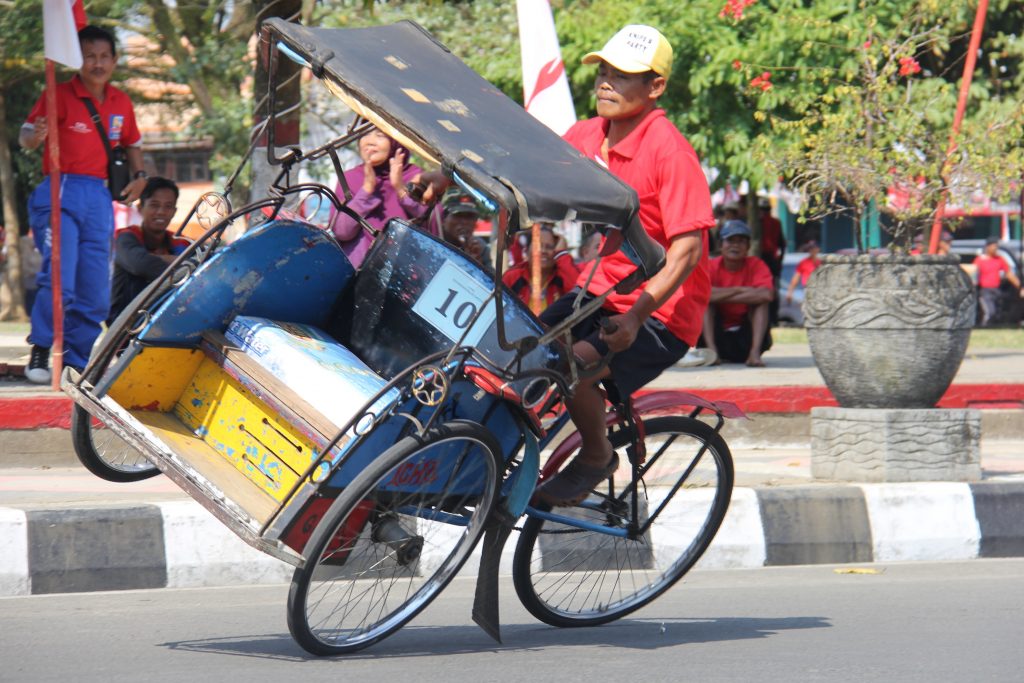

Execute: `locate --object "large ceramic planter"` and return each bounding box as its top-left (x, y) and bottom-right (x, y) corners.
top-left (803, 254), bottom-right (975, 409)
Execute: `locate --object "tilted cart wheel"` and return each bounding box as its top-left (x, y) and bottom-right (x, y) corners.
top-left (288, 420), bottom-right (502, 655)
top-left (71, 405), bottom-right (160, 482)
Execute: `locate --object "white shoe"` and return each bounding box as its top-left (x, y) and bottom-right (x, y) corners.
top-left (25, 344), bottom-right (52, 384)
top-left (678, 348), bottom-right (717, 368)
top-left (25, 367), bottom-right (51, 384)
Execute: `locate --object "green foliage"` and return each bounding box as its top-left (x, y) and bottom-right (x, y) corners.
top-left (1, 0), bottom-right (54, 230)
top-left (319, 1), bottom-right (523, 96)
top-left (739, 1), bottom-right (1024, 248)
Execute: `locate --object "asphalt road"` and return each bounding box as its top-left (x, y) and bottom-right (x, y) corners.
top-left (2, 560), bottom-right (1022, 682)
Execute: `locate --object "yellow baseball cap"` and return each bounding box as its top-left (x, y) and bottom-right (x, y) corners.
top-left (582, 25), bottom-right (673, 80)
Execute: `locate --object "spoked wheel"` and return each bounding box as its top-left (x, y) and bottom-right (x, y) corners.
top-left (287, 420), bottom-right (503, 655)
top-left (513, 416), bottom-right (733, 627)
top-left (70, 405), bottom-right (160, 482)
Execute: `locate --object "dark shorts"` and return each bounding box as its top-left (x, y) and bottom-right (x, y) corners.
top-left (540, 289), bottom-right (689, 398)
top-left (699, 316), bottom-right (773, 363)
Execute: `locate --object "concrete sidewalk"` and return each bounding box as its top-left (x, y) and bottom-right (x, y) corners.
top-left (2, 320), bottom-right (1023, 597)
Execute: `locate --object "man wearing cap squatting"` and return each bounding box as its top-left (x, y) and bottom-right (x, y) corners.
top-left (701, 219), bottom-right (774, 367)
top-left (536, 25), bottom-right (715, 506)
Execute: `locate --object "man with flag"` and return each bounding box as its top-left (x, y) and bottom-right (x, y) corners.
top-left (19, 20), bottom-right (147, 383)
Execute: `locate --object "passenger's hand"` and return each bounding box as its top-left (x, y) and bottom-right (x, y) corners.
top-left (389, 150), bottom-right (407, 195)
top-left (785, 294), bottom-right (792, 305)
top-left (361, 159), bottom-right (377, 194)
top-left (599, 310), bottom-right (641, 353)
top-left (119, 177), bottom-right (147, 204)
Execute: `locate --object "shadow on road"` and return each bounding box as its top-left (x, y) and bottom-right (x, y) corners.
top-left (162, 615), bottom-right (831, 660)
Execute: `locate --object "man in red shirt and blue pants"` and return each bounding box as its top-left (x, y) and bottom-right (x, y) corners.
top-left (536, 25), bottom-right (715, 505)
top-left (19, 25), bottom-right (148, 383)
top-left (973, 237), bottom-right (1021, 327)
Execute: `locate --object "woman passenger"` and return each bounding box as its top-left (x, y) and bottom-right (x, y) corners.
top-left (328, 129), bottom-right (427, 267)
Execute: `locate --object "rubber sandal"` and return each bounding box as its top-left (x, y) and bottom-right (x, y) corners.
top-left (536, 452), bottom-right (619, 507)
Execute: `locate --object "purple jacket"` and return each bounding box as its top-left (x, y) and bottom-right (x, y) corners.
top-left (329, 147), bottom-right (426, 267)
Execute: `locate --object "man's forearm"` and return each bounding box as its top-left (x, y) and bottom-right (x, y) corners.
top-left (710, 286), bottom-right (742, 303)
top-left (725, 287), bottom-right (774, 305)
top-left (127, 146), bottom-right (145, 175)
top-left (626, 232), bottom-right (702, 322)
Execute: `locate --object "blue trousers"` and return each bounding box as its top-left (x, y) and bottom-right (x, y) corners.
top-left (28, 175), bottom-right (113, 368)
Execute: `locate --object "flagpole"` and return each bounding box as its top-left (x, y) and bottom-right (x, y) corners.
top-left (530, 222), bottom-right (542, 314)
top-left (45, 58), bottom-right (64, 390)
top-left (928, 0), bottom-right (989, 254)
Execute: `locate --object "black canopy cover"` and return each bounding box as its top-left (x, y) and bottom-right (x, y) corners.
top-left (263, 18), bottom-right (641, 232)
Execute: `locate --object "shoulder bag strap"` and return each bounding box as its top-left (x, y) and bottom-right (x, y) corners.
top-left (80, 97), bottom-right (113, 161)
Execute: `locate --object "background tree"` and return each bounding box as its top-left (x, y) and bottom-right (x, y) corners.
top-left (316, 1), bottom-right (1023, 194)
top-left (0, 0), bottom-right (51, 320)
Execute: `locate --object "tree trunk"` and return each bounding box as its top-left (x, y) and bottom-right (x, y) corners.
top-left (0, 88), bottom-right (28, 321)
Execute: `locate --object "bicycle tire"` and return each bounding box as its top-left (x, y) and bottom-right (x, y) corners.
top-left (287, 420), bottom-right (502, 655)
top-left (512, 415), bottom-right (733, 627)
top-left (70, 405), bottom-right (160, 482)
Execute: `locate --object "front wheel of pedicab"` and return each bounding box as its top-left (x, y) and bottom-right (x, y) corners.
top-left (287, 420), bottom-right (503, 656)
top-left (70, 405), bottom-right (160, 482)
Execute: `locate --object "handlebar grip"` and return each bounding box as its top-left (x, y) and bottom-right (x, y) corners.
top-left (599, 318), bottom-right (619, 335)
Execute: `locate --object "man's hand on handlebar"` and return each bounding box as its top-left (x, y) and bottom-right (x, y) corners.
top-left (413, 170), bottom-right (451, 204)
top-left (599, 311), bottom-right (641, 353)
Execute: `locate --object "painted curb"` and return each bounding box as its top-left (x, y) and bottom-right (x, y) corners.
top-left (1, 383), bottom-right (1022, 430)
top-left (2, 480), bottom-right (1023, 597)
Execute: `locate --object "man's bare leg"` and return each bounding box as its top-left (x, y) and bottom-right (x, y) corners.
top-left (747, 302), bottom-right (769, 367)
top-left (536, 340), bottom-right (616, 505)
top-left (565, 341), bottom-right (614, 467)
top-left (702, 306), bottom-right (721, 365)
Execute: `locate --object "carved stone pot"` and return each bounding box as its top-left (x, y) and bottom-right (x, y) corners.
top-left (803, 254), bottom-right (975, 409)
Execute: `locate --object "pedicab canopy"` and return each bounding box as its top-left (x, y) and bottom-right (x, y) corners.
top-left (262, 19), bottom-right (664, 279)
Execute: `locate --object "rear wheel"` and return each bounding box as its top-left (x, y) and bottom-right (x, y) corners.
top-left (287, 420), bottom-right (502, 655)
top-left (513, 416), bottom-right (733, 627)
top-left (70, 405), bottom-right (160, 482)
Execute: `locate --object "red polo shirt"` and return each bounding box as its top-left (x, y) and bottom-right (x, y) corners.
top-left (973, 254), bottom-right (1008, 289)
top-left (26, 75), bottom-right (141, 178)
top-left (795, 256), bottom-right (820, 285)
top-left (563, 109), bottom-right (714, 346)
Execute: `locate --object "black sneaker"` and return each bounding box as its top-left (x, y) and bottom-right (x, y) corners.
top-left (26, 345), bottom-right (51, 384)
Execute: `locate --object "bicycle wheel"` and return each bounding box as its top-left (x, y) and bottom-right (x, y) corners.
top-left (288, 420), bottom-right (502, 655)
top-left (513, 415), bottom-right (733, 627)
top-left (71, 405), bottom-right (160, 482)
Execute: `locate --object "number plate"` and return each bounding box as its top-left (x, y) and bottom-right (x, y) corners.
top-left (412, 260), bottom-right (496, 346)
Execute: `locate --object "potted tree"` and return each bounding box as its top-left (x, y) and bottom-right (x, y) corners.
top-left (760, 12), bottom-right (1024, 409)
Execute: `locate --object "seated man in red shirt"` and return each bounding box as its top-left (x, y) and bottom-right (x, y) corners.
top-left (701, 220), bottom-right (774, 367)
top-left (502, 224), bottom-right (579, 313)
top-left (109, 177), bottom-right (190, 323)
top-left (973, 237), bottom-right (1020, 327)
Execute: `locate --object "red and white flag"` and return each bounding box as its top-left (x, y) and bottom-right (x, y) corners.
top-left (43, 0), bottom-right (87, 69)
top-left (516, 0), bottom-right (575, 136)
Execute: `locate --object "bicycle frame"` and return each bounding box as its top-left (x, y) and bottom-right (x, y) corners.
top-left (524, 395), bottom-right (738, 540)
